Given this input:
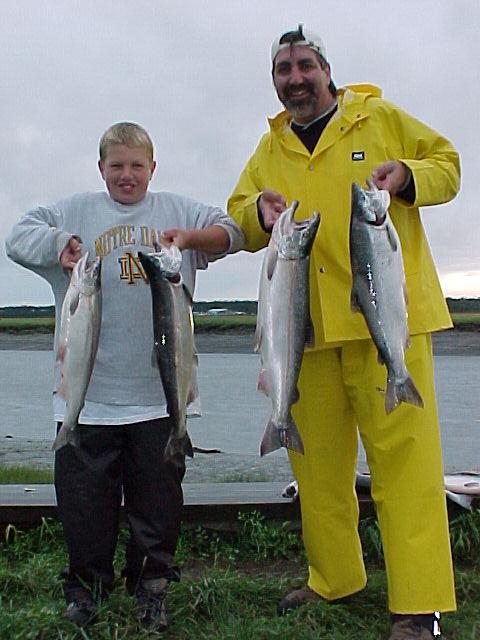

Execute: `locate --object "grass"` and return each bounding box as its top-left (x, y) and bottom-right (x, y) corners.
top-left (450, 312), bottom-right (480, 327)
top-left (0, 317), bottom-right (55, 331)
top-left (1, 511), bottom-right (480, 639)
top-left (0, 465), bottom-right (54, 484)
top-left (1, 313), bottom-right (479, 333)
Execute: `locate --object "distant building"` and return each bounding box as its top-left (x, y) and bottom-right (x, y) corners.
top-left (206, 308), bottom-right (231, 316)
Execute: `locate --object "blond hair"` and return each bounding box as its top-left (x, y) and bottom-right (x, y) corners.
top-left (99, 122), bottom-right (154, 162)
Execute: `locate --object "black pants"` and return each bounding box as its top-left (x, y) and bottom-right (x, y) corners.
top-left (54, 418), bottom-right (185, 596)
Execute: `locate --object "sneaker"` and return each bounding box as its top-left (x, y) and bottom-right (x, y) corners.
top-left (136, 577), bottom-right (169, 632)
top-left (63, 587), bottom-right (97, 627)
top-left (277, 584), bottom-right (321, 615)
top-left (389, 616), bottom-right (439, 639)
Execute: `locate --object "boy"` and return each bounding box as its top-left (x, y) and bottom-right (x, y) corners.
top-left (5, 122), bottom-right (244, 631)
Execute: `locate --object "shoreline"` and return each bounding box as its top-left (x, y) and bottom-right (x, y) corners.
top-left (1, 327), bottom-right (480, 355)
top-left (1, 329), bottom-right (479, 473)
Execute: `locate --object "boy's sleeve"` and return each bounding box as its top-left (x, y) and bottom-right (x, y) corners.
top-left (192, 204), bottom-right (245, 266)
top-left (5, 204), bottom-right (72, 271)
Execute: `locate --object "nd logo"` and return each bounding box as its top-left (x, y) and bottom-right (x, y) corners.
top-left (118, 252), bottom-right (148, 285)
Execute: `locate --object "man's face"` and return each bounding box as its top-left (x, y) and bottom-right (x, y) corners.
top-left (98, 144), bottom-right (156, 205)
top-left (273, 46), bottom-right (333, 123)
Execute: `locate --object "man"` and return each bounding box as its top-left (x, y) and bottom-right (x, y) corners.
top-left (6, 122), bottom-right (244, 632)
top-left (228, 25), bottom-right (459, 640)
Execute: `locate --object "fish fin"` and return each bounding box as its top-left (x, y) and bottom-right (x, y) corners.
top-left (56, 374), bottom-right (66, 399)
top-left (350, 288), bottom-right (362, 313)
top-left (56, 343), bottom-right (66, 364)
top-left (69, 290), bottom-right (81, 316)
top-left (386, 221), bottom-right (398, 252)
top-left (385, 376), bottom-right (424, 414)
top-left (292, 386), bottom-right (300, 404)
top-left (181, 282), bottom-right (193, 304)
top-left (253, 324), bottom-right (262, 353)
top-left (151, 346), bottom-right (158, 368)
top-left (187, 356), bottom-right (200, 405)
top-left (403, 281), bottom-right (409, 306)
top-left (305, 316), bottom-right (315, 347)
top-left (260, 415), bottom-right (304, 456)
top-left (164, 433), bottom-right (194, 461)
top-left (52, 424), bottom-right (79, 451)
top-left (257, 367), bottom-right (269, 396)
top-left (259, 418), bottom-right (282, 456)
top-left (266, 247), bottom-right (278, 280)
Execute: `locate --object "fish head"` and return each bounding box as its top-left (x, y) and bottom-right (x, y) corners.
top-left (85, 256), bottom-right (101, 287)
top-left (71, 252), bottom-right (101, 295)
top-left (351, 181), bottom-right (390, 227)
top-left (138, 245), bottom-right (182, 282)
top-left (274, 201), bottom-right (320, 259)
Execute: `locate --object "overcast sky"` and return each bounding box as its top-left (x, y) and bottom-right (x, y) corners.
top-left (1, 0), bottom-right (479, 305)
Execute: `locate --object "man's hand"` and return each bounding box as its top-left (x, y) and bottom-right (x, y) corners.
top-left (371, 161), bottom-right (411, 196)
top-left (258, 189), bottom-right (287, 231)
top-left (60, 236), bottom-right (82, 270)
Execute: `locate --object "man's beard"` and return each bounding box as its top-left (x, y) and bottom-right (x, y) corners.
top-left (281, 83), bottom-right (319, 122)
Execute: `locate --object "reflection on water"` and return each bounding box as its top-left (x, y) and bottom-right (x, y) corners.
top-left (0, 352), bottom-right (479, 472)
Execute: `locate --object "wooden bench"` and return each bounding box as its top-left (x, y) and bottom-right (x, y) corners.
top-left (0, 482), bottom-right (377, 531)
top-left (1, 482), bottom-right (473, 532)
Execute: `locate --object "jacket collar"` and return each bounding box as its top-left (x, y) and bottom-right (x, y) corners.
top-left (267, 83), bottom-right (382, 133)
top-left (266, 84), bottom-right (382, 157)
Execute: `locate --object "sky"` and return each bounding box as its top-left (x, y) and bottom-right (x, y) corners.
top-left (1, 0), bottom-right (479, 305)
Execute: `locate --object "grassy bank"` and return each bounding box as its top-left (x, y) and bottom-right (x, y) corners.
top-left (1, 313), bottom-right (479, 333)
top-left (1, 512), bottom-right (479, 639)
top-left (0, 465), bottom-right (54, 484)
top-left (0, 317), bottom-right (55, 331)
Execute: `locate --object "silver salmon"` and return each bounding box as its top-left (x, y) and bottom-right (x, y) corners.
top-left (350, 180), bottom-right (424, 414)
top-left (139, 246), bottom-right (197, 461)
top-left (53, 252), bottom-right (102, 450)
top-left (255, 202), bottom-right (320, 456)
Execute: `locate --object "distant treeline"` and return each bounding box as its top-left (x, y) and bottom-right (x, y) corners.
top-left (1, 298), bottom-right (478, 318)
top-left (0, 300), bottom-right (259, 317)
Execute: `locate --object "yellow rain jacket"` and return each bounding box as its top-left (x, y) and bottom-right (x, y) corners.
top-left (228, 84), bottom-right (460, 346)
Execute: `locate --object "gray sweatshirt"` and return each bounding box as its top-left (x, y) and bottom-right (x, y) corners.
top-left (5, 190), bottom-right (244, 424)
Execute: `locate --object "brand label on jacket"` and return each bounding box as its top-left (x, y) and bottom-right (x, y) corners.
top-left (352, 151), bottom-right (365, 161)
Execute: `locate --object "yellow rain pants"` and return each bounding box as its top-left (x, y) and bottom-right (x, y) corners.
top-left (289, 333), bottom-right (456, 614)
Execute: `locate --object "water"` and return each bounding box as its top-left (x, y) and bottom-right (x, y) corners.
top-left (0, 352), bottom-right (479, 473)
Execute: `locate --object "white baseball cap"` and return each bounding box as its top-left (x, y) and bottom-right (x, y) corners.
top-left (271, 24), bottom-right (327, 63)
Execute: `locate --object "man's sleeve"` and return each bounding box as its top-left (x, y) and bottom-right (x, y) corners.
top-left (392, 106), bottom-right (460, 208)
top-left (227, 148), bottom-right (272, 253)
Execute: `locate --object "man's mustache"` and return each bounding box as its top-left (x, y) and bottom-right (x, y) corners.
top-left (284, 82), bottom-right (314, 99)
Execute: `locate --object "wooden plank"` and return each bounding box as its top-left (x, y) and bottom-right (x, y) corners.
top-left (1, 482), bottom-right (472, 530)
top-left (0, 482), bottom-right (303, 529)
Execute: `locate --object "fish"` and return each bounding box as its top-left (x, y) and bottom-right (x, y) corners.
top-left (255, 201), bottom-right (320, 456)
top-left (53, 252), bottom-right (102, 450)
top-left (138, 245), bottom-right (197, 461)
top-left (350, 180), bottom-right (424, 414)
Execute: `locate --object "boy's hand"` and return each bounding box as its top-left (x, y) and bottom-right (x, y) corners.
top-left (60, 236), bottom-right (82, 270)
top-left (161, 228), bottom-right (192, 251)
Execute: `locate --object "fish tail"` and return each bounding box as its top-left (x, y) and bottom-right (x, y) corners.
top-left (385, 376), bottom-right (424, 414)
top-left (260, 415), bottom-right (305, 456)
top-left (51, 424), bottom-right (79, 451)
top-left (164, 433), bottom-right (194, 462)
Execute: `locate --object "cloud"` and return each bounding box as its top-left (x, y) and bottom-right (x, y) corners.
top-left (1, 0), bottom-right (479, 305)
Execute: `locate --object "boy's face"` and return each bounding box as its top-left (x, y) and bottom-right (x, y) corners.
top-left (98, 144), bottom-right (156, 205)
